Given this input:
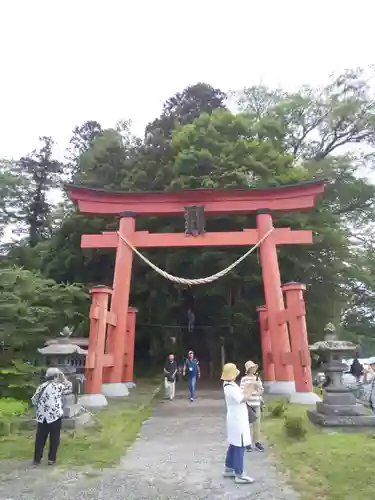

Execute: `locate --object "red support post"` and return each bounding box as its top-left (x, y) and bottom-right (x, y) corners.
top-left (282, 283), bottom-right (312, 390)
top-left (123, 307), bottom-right (138, 383)
top-left (85, 286), bottom-right (112, 395)
top-left (256, 210), bottom-right (294, 393)
top-left (256, 306), bottom-right (275, 386)
top-left (282, 282), bottom-right (318, 404)
top-left (107, 213), bottom-right (135, 387)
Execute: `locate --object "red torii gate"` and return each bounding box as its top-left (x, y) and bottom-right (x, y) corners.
top-left (66, 180), bottom-right (325, 405)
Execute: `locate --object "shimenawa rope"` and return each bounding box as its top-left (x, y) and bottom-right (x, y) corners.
top-left (116, 227), bottom-right (274, 286)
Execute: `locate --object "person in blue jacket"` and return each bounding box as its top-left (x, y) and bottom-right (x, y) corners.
top-left (183, 350), bottom-right (200, 402)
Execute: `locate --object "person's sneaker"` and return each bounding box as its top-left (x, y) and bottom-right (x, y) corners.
top-left (222, 467), bottom-right (236, 478)
top-left (246, 445), bottom-right (253, 452)
top-left (47, 460), bottom-right (56, 466)
top-left (255, 442), bottom-right (265, 452)
top-left (190, 398), bottom-right (194, 402)
top-left (32, 460), bottom-right (41, 466)
top-left (235, 474), bottom-right (255, 484)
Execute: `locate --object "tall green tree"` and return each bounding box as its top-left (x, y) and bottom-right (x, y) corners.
top-left (17, 136), bottom-right (63, 247)
top-left (66, 120), bottom-right (103, 181)
top-left (0, 159), bottom-right (27, 248)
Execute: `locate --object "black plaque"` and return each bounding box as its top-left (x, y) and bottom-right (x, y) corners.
top-left (184, 206), bottom-right (205, 236)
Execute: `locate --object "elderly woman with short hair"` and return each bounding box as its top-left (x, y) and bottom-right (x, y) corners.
top-left (31, 367), bottom-right (72, 465)
top-left (221, 363), bottom-right (254, 485)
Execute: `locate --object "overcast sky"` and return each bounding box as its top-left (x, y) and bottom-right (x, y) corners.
top-left (0, 0), bottom-right (373, 161)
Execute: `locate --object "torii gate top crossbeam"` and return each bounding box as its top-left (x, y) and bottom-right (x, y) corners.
top-left (65, 180), bottom-right (325, 216)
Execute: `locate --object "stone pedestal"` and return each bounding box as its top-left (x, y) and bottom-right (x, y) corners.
top-left (290, 391), bottom-right (320, 405)
top-left (79, 393), bottom-right (108, 409)
top-left (268, 380), bottom-right (295, 396)
top-left (102, 382), bottom-right (129, 397)
top-left (263, 381), bottom-right (274, 392)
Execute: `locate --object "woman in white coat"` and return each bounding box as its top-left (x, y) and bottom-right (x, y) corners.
top-left (221, 363), bottom-right (254, 484)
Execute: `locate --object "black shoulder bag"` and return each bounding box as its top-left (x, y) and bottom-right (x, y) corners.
top-left (247, 405), bottom-right (257, 424)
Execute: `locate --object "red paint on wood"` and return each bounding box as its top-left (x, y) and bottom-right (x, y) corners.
top-left (123, 307), bottom-right (137, 383)
top-left (256, 306), bottom-right (275, 382)
top-left (65, 181), bottom-right (325, 216)
top-left (107, 216), bottom-right (135, 384)
top-left (256, 213), bottom-right (294, 382)
top-left (81, 228), bottom-right (313, 249)
top-left (85, 287), bottom-right (112, 394)
top-left (282, 283), bottom-right (313, 393)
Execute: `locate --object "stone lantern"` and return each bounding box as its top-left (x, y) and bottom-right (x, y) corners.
top-left (307, 323), bottom-right (375, 429)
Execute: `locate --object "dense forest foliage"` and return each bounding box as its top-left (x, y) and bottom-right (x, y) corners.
top-left (1, 68), bottom-right (375, 390)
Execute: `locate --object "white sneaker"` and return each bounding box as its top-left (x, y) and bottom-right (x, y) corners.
top-left (235, 474), bottom-right (254, 484)
top-left (222, 468), bottom-right (236, 478)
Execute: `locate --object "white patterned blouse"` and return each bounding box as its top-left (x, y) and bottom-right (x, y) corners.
top-left (31, 380), bottom-right (73, 424)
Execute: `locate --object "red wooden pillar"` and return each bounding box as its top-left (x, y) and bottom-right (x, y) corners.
top-left (256, 305), bottom-right (275, 387)
top-left (256, 210), bottom-right (294, 393)
top-left (123, 307), bottom-right (138, 383)
top-left (107, 212), bottom-right (135, 389)
top-left (85, 286), bottom-right (111, 395)
top-left (281, 282), bottom-right (318, 403)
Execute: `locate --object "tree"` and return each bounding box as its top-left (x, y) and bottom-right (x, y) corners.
top-left (70, 120), bottom-right (103, 156)
top-left (0, 160), bottom-right (27, 248)
top-left (170, 109), bottom-right (303, 190)
top-left (66, 120), bottom-right (103, 180)
top-left (17, 136), bottom-right (63, 247)
top-left (0, 266), bottom-right (88, 352)
top-left (0, 266), bottom-right (88, 398)
top-left (146, 82), bottom-right (227, 140)
top-left (236, 68), bottom-right (375, 160)
top-left (236, 68), bottom-right (375, 340)
top-left (133, 83), bottom-right (228, 191)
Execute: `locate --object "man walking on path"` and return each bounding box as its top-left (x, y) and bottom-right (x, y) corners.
top-left (164, 353), bottom-right (178, 400)
top-left (183, 350), bottom-right (200, 402)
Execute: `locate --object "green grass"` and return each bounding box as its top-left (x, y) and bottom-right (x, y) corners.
top-left (263, 401), bottom-right (375, 500)
top-left (0, 379), bottom-right (160, 468)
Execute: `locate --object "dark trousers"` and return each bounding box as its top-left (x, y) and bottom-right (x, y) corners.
top-left (34, 417), bottom-right (62, 463)
top-left (225, 444), bottom-right (245, 475)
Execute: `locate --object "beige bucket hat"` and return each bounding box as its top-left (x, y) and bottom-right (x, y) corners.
top-left (221, 363), bottom-right (240, 381)
top-left (244, 360), bottom-right (258, 373)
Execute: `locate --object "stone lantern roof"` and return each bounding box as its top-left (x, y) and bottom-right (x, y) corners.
top-left (38, 344), bottom-right (88, 356)
top-left (45, 338), bottom-right (89, 348)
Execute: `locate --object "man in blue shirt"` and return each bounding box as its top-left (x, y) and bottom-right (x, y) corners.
top-left (183, 350), bottom-right (200, 402)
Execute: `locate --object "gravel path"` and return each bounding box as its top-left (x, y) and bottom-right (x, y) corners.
top-left (0, 389), bottom-right (299, 500)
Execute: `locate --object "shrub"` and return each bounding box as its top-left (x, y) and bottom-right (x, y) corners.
top-left (268, 399), bottom-right (288, 418)
top-left (284, 415), bottom-right (308, 440)
top-left (0, 359), bottom-right (41, 401)
top-left (0, 398), bottom-right (29, 436)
